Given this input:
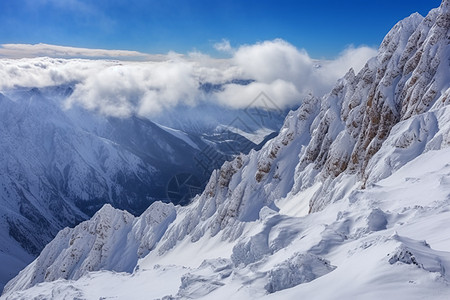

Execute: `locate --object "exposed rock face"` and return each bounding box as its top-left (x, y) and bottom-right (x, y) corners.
top-left (153, 1), bottom-right (450, 248)
top-left (0, 82), bottom-right (283, 289)
top-left (303, 8), bottom-right (447, 185)
top-left (162, 0), bottom-right (450, 239)
top-left (156, 95), bottom-right (321, 253)
top-left (4, 1), bottom-right (450, 295)
top-left (303, 2), bottom-right (449, 211)
top-left (3, 202), bottom-right (176, 293)
top-left (265, 253), bottom-right (336, 293)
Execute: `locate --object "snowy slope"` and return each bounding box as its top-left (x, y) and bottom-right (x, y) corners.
top-left (0, 85), bottom-right (284, 291)
top-left (3, 136), bottom-right (450, 300)
top-left (2, 0), bottom-right (450, 299)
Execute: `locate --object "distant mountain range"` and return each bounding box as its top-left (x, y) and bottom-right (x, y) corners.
top-left (0, 84), bottom-right (287, 291)
top-left (2, 0), bottom-right (450, 298)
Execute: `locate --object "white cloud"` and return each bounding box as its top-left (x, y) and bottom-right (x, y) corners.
top-left (233, 39), bottom-right (313, 83)
top-left (215, 80), bottom-right (300, 109)
top-left (0, 57), bottom-right (114, 89)
top-left (316, 45), bottom-right (378, 84)
top-left (0, 41), bottom-right (377, 116)
top-left (214, 39), bottom-right (233, 53)
top-left (211, 39), bottom-right (377, 109)
top-left (0, 43), bottom-right (165, 60)
top-left (66, 60), bottom-right (201, 117)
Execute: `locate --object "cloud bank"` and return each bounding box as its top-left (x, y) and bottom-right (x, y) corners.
top-left (0, 40), bottom-right (377, 116)
top-left (0, 43), bottom-right (164, 60)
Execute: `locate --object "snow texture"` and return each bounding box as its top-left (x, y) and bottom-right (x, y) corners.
top-left (2, 1), bottom-right (450, 299)
top-left (0, 83), bottom-right (281, 289)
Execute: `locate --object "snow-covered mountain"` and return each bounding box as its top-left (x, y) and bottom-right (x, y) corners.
top-left (0, 85), bottom-right (285, 292)
top-left (2, 0), bottom-right (450, 299)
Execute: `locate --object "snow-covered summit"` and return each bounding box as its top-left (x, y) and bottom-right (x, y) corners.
top-left (149, 0), bottom-right (450, 248)
top-left (0, 82), bottom-right (283, 291)
top-left (2, 1), bottom-right (450, 299)
top-left (4, 202), bottom-right (176, 294)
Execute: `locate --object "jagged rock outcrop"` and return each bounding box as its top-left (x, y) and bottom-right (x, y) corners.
top-left (156, 0), bottom-right (450, 248)
top-left (3, 202), bottom-right (176, 294)
top-left (155, 95), bottom-right (321, 254)
top-left (3, 1), bottom-right (450, 296)
top-left (265, 253), bottom-right (336, 293)
top-left (301, 1), bottom-right (449, 211)
top-left (0, 83), bottom-right (281, 290)
top-left (300, 7), bottom-right (446, 183)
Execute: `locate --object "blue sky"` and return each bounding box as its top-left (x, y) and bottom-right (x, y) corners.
top-left (0, 0), bottom-right (442, 58)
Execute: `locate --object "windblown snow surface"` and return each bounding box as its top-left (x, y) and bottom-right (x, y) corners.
top-left (2, 1), bottom-right (450, 299)
top-left (3, 145), bottom-right (450, 300)
top-left (0, 81), bottom-right (285, 291)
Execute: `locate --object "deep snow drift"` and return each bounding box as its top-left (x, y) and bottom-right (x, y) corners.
top-left (2, 0), bottom-right (450, 299)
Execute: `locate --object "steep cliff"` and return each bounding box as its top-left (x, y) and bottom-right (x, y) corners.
top-left (3, 1), bottom-right (450, 299)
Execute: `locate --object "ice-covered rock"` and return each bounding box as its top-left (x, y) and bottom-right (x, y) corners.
top-left (0, 83), bottom-right (282, 289)
top-left (3, 1), bottom-right (450, 298)
top-left (3, 202), bottom-right (176, 294)
top-left (176, 258), bottom-right (232, 299)
top-left (367, 208), bottom-right (389, 231)
top-left (265, 253), bottom-right (335, 293)
top-left (154, 0), bottom-right (450, 253)
top-left (388, 235), bottom-right (448, 279)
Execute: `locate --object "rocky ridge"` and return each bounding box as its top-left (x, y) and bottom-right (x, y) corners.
top-left (2, 1), bottom-right (450, 297)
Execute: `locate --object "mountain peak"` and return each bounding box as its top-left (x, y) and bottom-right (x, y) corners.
top-left (3, 2), bottom-right (450, 299)
top-left (441, 0), bottom-right (450, 11)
